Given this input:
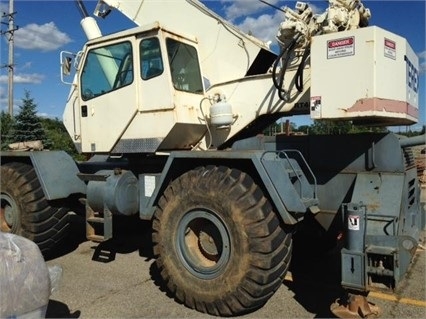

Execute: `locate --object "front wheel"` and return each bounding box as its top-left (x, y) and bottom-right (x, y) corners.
top-left (0, 162), bottom-right (70, 256)
top-left (152, 166), bottom-right (292, 316)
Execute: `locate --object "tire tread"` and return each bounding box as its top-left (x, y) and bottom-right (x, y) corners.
top-left (152, 166), bottom-right (293, 316)
top-left (1, 162), bottom-right (70, 255)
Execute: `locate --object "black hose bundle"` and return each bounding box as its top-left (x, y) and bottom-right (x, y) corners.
top-left (272, 37), bottom-right (310, 101)
top-left (272, 38), bottom-right (297, 101)
top-left (295, 47), bottom-right (310, 92)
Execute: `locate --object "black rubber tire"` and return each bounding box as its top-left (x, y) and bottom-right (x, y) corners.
top-left (152, 166), bottom-right (292, 316)
top-left (0, 162), bottom-right (70, 256)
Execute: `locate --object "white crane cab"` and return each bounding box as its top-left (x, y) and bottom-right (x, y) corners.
top-left (63, 22), bottom-right (208, 154)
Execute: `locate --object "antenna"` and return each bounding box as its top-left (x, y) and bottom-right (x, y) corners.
top-left (1, 0), bottom-right (18, 116)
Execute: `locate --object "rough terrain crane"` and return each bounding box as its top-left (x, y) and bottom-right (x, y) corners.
top-left (1, 0), bottom-right (424, 317)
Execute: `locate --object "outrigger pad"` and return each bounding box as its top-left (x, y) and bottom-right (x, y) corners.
top-left (330, 294), bottom-right (381, 318)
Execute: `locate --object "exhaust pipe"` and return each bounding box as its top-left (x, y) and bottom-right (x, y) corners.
top-left (399, 134), bottom-right (426, 148)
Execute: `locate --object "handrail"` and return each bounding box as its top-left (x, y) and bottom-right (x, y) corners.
top-left (261, 149), bottom-right (317, 200)
top-left (282, 149), bottom-right (317, 199)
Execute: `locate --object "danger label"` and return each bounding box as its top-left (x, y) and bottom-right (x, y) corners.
top-left (384, 38), bottom-right (396, 60)
top-left (348, 215), bottom-right (360, 231)
top-left (310, 96), bottom-right (321, 118)
top-left (327, 37), bottom-right (355, 59)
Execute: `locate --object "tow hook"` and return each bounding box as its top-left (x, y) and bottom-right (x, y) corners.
top-left (330, 293), bottom-right (381, 318)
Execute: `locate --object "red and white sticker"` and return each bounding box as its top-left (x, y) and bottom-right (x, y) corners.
top-left (384, 38), bottom-right (396, 60)
top-left (310, 96), bottom-right (322, 117)
top-left (327, 37), bottom-right (355, 59)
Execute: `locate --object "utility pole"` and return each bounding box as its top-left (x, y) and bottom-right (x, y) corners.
top-left (1, 0), bottom-right (18, 116)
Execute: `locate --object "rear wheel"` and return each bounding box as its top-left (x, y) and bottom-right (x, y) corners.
top-left (152, 166), bottom-right (292, 316)
top-left (0, 162), bottom-right (70, 256)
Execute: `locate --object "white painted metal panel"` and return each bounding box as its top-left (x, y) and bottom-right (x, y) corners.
top-left (207, 72), bottom-right (311, 147)
top-left (310, 26), bottom-right (419, 125)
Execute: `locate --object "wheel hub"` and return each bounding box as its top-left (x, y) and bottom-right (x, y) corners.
top-left (1, 193), bottom-right (18, 232)
top-left (199, 231), bottom-right (218, 257)
top-left (177, 209), bottom-right (231, 280)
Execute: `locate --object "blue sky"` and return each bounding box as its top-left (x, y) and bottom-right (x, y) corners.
top-left (1, 0), bottom-right (425, 130)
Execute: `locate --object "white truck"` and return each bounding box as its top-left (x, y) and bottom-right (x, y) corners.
top-left (1, 0), bottom-right (424, 317)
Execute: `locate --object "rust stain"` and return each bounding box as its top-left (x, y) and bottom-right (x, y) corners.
top-left (347, 98), bottom-right (419, 118)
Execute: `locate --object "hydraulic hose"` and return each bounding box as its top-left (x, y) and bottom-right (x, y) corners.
top-left (295, 47), bottom-right (310, 92)
top-left (75, 0), bottom-right (89, 18)
top-left (272, 38), bottom-right (298, 101)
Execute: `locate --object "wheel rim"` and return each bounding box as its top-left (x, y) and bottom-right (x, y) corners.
top-left (0, 193), bottom-right (19, 232)
top-left (177, 209), bottom-right (231, 280)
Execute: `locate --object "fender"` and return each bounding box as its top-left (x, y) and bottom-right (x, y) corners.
top-left (139, 150), bottom-right (314, 225)
top-left (1, 151), bottom-right (86, 200)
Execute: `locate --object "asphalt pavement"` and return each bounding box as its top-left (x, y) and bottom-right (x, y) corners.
top-left (44, 211), bottom-right (426, 318)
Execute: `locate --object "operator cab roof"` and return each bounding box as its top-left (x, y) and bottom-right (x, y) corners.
top-left (85, 21), bottom-right (199, 46)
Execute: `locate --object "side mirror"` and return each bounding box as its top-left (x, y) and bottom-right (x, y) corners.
top-left (62, 56), bottom-right (72, 76)
top-left (60, 51), bottom-right (76, 84)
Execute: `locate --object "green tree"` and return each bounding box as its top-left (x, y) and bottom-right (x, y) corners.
top-left (2, 91), bottom-right (85, 159)
top-left (10, 91), bottom-right (50, 147)
top-left (309, 120), bottom-right (352, 135)
top-left (396, 125), bottom-right (425, 137)
top-left (309, 120), bottom-right (387, 135)
top-left (294, 125), bottom-right (310, 134)
top-left (0, 111), bottom-right (14, 150)
top-left (264, 120), bottom-right (297, 136)
top-left (40, 117), bottom-right (83, 159)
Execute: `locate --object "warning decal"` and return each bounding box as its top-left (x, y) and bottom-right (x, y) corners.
top-left (348, 215), bottom-right (360, 231)
top-left (384, 38), bottom-right (396, 60)
top-left (310, 96), bottom-right (321, 118)
top-left (327, 36), bottom-right (355, 59)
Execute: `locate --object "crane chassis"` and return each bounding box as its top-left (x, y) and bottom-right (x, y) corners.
top-left (1, 0), bottom-right (424, 317)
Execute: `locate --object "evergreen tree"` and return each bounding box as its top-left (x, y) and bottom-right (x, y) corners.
top-left (11, 90), bottom-right (49, 147)
top-left (0, 111), bottom-right (14, 150)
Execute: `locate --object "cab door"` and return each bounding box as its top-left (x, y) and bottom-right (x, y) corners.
top-left (79, 39), bottom-right (139, 153)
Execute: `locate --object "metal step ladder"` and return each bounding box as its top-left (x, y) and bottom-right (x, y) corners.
top-left (86, 204), bottom-right (113, 242)
top-left (77, 173), bottom-right (113, 242)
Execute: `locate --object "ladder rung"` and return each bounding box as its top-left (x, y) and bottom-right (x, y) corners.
top-left (87, 234), bottom-right (107, 242)
top-left (86, 206), bottom-right (113, 243)
top-left (87, 217), bottom-right (105, 224)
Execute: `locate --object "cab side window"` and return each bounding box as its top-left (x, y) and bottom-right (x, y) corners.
top-left (166, 38), bottom-right (203, 94)
top-left (141, 38), bottom-right (163, 80)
